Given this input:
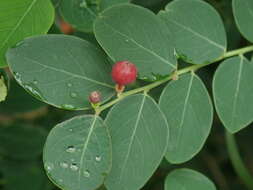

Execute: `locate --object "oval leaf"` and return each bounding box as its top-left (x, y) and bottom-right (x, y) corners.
top-left (6, 35), bottom-right (114, 110)
top-left (94, 4), bottom-right (177, 79)
top-left (0, 124), bottom-right (47, 160)
top-left (233, 0), bottom-right (253, 42)
top-left (159, 73), bottom-right (213, 164)
top-left (213, 56), bottom-right (253, 133)
top-left (60, 0), bottom-right (130, 33)
top-left (43, 115), bottom-right (111, 190)
top-left (159, 0), bottom-right (227, 64)
top-left (0, 0), bottom-right (54, 68)
top-left (105, 94), bottom-right (169, 190)
top-left (165, 168), bottom-right (216, 190)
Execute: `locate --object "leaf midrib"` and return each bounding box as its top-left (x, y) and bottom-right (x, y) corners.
top-left (176, 74), bottom-right (194, 149)
top-left (167, 19), bottom-right (225, 51)
top-left (22, 56), bottom-right (113, 88)
top-left (78, 116), bottom-right (97, 188)
top-left (0, 0), bottom-right (38, 51)
top-left (231, 57), bottom-right (243, 126)
top-left (101, 21), bottom-right (176, 69)
top-left (119, 95), bottom-right (146, 182)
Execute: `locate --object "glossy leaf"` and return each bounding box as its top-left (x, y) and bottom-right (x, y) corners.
top-left (6, 35), bottom-right (114, 110)
top-left (159, 73), bottom-right (213, 164)
top-left (43, 115), bottom-right (111, 190)
top-left (165, 168), bottom-right (216, 190)
top-left (59, 0), bottom-right (130, 33)
top-left (0, 80), bottom-right (45, 115)
top-left (233, 0), bottom-right (253, 42)
top-left (94, 4), bottom-right (177, 79)
top-left (0, 0), bottom-right (54, 68)
top-left (105, 94), bottom-right (169, 190)
top-left (0, 124), bottom-right (47, 160)
top-left (159, 0), bottom-right (227, 64)
top-left (213, 56), bottom-right (253, 133)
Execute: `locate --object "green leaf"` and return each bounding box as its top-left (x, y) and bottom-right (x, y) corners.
top-left (59, 0), bottom-right (130, 33)
top-left (165, 168), bottom-right (216, 190)
top-left (213, 56), bottom-right (253, 133)
top-left (0, 124), bottom-right (47, 160)
top-left (100, 0), bottom-right (130, 10)
top-left (0, 80), bottom-right (45, 115)
top-left (6, 35), bottom-right (114, 110)
top-left (0, 0), bottom-right (55, 68)
top-left (159, 0), bottom-right (227, 64)
top-left (43, 115), bottom-right (111, 190)
top-left (159, 73), bottom-right (213, 164)
top-left (0, 75), bottom-right (7, 102)
top-left (105, 94), bottom-right (169, 190)
top-left (94, 4), bottom-right (177, 79)
top-left (233, 0), bottom-right (253, 42)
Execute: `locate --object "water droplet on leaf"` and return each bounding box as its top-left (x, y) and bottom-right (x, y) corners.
top-left (67, 83), bottom-right (73, 87)
top-left (45, 162), bottom-right (54, 172)
top-left (70, 163), bottom-right (79, 171)
top-left (60, 162), bottom-right (68, 169)
top-left (66, 146), bottom-right (76, 153)
top-left (83, 170), bottom-right (90, 177)
top-left (70, 92), bottom-right (77, 98)
top-left (95, 156), bottom-right (101, 162)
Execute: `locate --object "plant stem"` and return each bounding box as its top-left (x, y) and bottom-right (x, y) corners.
top-left (225, 131), bottom-right (253, 190)
top-left (97, 45), bottom-right (253, 113)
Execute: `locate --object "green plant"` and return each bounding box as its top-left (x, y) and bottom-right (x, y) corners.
top-left (1, 0), bottom-right (253, 190)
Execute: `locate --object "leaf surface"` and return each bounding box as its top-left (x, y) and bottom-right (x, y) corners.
top-left (6, 35), bottom-right (114, 110)
top-left (213, 56), bottom-right (253, 133)
top-left (105, 94), bottom-right (169, 190)
top-left (159, 0), bottom-right (227, 64)
top-left (233, 0), bottom-right (253, 42)
top-left (43, 115), bottom-right (112, 190)
top-left (165, 168), bottom-right (216, 190)
top-left (159, 73), bottom-right (213, 163)
top-left (94, 4), bottom-right (177, 79)
top-left (0, 0), bottom-right (54, 68)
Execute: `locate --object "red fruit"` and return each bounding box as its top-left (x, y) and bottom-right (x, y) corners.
top-left (111, 61), bottom-right (137, 86)
top-left (89, 91), bottom-right (101, 104)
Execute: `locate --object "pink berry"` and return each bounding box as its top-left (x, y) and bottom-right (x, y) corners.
top-left (89, 91), bottom-right (101, 104)
top-left (111, 61), bottom-right (137, 86)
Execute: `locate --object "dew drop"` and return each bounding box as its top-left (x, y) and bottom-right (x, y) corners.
top-left (83, 170), bottom-right (90, 177)
top-left (67, 83), bottom-right (73, 87)
top-left (60, 162), bottom-right (68, 169)
top-left (66, 146), bottom-right (76, 153)
top-left (45, 162), bottom-right (54, 172)
top-left (70, 163), bottom-right (79, 171)
top-left (125, 39), bottom-right (129, 42)
top-left (58, 179), bottom-right (63, 183)
top-left (69, 128), bottom-right (73, 132)
top-left (70, 92), bottom-right (77, 98)
top-left (95, 156), bottom-right (101, 162)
